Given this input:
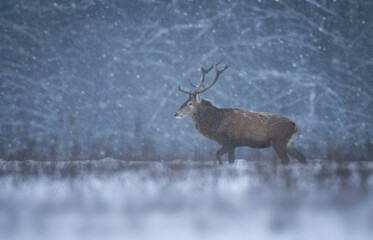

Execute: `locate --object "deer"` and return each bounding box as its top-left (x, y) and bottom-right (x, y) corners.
top-left (175, 60), bottom-right (307, 164)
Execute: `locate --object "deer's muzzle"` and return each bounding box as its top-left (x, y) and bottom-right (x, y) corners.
top-left (175, 112), bottom-right (183, 119)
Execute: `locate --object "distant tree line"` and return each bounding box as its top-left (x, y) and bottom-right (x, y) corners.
top-left (0, 0), bottom-right (372, 161)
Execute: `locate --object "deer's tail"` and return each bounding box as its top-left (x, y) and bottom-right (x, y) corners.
top-left (292, 121), bottom-right (298, 134)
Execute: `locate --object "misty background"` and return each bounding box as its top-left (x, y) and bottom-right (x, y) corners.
top-left (1, 1), bottom-right (373, 239)
top-left (1, 0), bottom-right (372, 162)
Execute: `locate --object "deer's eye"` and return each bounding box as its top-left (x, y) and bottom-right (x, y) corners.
top-left (188, 102), bottom-right (193, 106)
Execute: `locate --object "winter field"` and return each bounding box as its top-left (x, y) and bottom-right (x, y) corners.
top-left (1, 158), bottom-right (373, 240)
top-left (1, 1), bottom-right (372, 239)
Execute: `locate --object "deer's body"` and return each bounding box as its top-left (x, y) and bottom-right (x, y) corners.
top-left (175, 60), bottom-right (306, 164)
top-left (193, 99), bottom-right (293, 149)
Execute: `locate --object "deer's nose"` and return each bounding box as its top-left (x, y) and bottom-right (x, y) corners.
top-left (175, 112), bottom-right (183, 119)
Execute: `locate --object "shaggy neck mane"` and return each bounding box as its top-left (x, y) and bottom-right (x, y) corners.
top-left (192, 100), bottom-right (221, 139)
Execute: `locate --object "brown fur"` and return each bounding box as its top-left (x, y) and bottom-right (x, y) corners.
top-left (176, 96), bottom-right (306, 164)
top-left (175, 62), bottom-right (306, 164)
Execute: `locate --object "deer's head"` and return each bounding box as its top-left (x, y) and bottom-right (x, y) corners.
top-left (175, 59), bottom-right (230, 119)
top-left (175, 94), bottom-right (202, 119)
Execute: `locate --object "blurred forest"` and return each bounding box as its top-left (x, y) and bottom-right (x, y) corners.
top-left (0, 0), bottom-right (372, 161)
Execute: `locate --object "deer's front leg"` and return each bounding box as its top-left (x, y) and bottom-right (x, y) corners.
top-left (228, 148), bottom-right (235, 164)
top-left (216, 145), bottom-right (235, 164)
top-left (216, 146), bottom-right (230, 164)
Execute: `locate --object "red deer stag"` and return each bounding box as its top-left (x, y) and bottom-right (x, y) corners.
top-left (175, 60), bottom-right (306, 164)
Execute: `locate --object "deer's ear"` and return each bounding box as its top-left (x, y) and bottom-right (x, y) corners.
top-left (196, 94), bottom-right (202, 103)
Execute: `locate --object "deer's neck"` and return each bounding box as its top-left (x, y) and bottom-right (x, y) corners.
top-left (192, 100), bottom-right (221, 139)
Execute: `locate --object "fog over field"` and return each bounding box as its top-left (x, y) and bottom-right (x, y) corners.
top-left (1, 159), bottom-right (373, 240)
top-left (0, 0), bottom-right (372, 239)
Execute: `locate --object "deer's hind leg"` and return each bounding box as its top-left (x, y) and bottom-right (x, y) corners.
top-left (286, 138), bottom-right (307, 164)
top-left (271, 140), bottom-right (290, 165)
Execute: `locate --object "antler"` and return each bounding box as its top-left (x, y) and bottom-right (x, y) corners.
top-left (178, 59), bottom-right (230, 95)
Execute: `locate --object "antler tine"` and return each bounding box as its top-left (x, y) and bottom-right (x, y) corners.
top-left (178, 79), bottom-right (199, 95)
top-left (178, 59), bottom-right (229, 95)
top-left (178, 85), bottom-right (194, 95)
top-left (197, 59), bottom-right (223, 92)
top-left (188, 79), bottom-right (198, 88)
top-left (194, 63), bottom-right (230, 94)
top-left (200, 58), bottom-right (223, 74)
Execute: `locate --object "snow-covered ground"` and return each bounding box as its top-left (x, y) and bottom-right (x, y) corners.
top-left (1, 159), bottom-right (373, 240)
